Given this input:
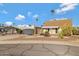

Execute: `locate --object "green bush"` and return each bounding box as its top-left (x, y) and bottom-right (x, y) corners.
top-left (44, 30), bottom-right (50, 37)
top-left (16, 28), bottom-right (22, 34)
top-left (72, 27), bottom-right (79, 35)
top-left (58, 26), bottom-right (72, 39)
top-left (62, 26), bottom-right (72, 36)
top-left (58, 32), bottom-right (64, 39)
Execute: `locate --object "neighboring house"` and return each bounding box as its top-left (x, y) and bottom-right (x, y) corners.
top-left (17, 25), bottom-right (35, 35)
top-left (0, 27), bottom-right (5, 34)
top-left (4, 26), bottom-right (17, 34)
top-left (0, 26), bottom-right (17, 35)
top-left (17, 25), bottom-right (42, 35)
top-left (42, 18), bottom-right (72, 34)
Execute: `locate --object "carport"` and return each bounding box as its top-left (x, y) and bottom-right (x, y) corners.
top-left (22, 29), bottom-right (34, 35)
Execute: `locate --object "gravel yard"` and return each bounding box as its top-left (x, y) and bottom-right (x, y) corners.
top-left (0, 34), bottom-right (79, 46)
top-left (0, 34), bottom-right (79, 41)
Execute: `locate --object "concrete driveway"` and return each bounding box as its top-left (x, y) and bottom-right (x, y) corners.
top-left (0, 44), bottom-right (79, 56)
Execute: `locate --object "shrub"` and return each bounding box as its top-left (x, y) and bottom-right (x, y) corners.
top-left (58, 26), bottom-right (72, 39)
top-left (72, 27), bottom-right (79, 35)
top-left (16, 28), bottom-right (22, 34)
top-left (58, 32), bottom-right (64, 39)
top-left (44, 30), bottom-right (50, 37)
top-left (61, 26), bottom-right (72, 36)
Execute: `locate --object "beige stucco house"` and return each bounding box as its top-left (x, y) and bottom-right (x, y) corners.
top-left (42, 18), bottom-right (72, 34)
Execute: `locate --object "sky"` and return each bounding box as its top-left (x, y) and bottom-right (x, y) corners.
top-left (0, 3), bottom-right (79, 26)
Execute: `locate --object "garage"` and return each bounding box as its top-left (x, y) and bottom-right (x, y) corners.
top-left (22, 29), bottom-right (34, 35)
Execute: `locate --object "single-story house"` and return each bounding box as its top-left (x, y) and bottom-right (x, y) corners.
top-left (42, 18), bottom-right (72, 34)
top-left (17, 25), bottom-right (42, 35)
top-left (0, 26), bottom-right (17, 35)
top-left (17, 25), bottom-right (35, 35)
top-left (4, 26), bottom-right (17, 34)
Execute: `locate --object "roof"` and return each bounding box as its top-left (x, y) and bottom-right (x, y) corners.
top-left (44, 19), bottom-right (72, 27)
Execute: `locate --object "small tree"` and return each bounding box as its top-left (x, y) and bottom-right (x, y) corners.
top-left (58, 32), bottom-right (64, 39)
top-left (61, 26), bottom-right (72, 36)
top-left (58, 26), bottom-right (72, 39)
top-left (72, 27), bottom-right (79, 35)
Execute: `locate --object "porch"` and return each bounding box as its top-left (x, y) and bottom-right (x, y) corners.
top-left (42, 26), bottom-right (59, 34)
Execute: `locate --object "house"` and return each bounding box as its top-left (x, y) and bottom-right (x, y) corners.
top-left (0, 27), bottom-right (5, 34)
top-left (17, 25), bottom-right (35, 35)
top-left (17, 25), bottom-right (42, 35)
top-left (4, 26), bottom-right (17, 34)
top-left (0, 26), bottom-right (17, 35)
top-left (42, 18), bottom-right (72, 34)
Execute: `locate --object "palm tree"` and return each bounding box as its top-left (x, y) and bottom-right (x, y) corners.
top-left (13, 23), bottom-right (16, 27)
top-left (35, 17), bottom-right (39, 22)
top-left (12, 23), bottom-right (16, 34)
top-left (51, 9), bottom-right (55, 14)
top-left (34, 17), bottom-right (39, 34)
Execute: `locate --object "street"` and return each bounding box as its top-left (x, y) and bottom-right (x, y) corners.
top-left (0, 44), bottom-right (79, 56)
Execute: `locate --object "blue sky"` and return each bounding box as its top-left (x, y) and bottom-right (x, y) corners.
top-left (0, 3), bottom-right (79, 26)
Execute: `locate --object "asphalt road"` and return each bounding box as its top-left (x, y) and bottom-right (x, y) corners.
top-left (0, 44), bottom-right (79, 56)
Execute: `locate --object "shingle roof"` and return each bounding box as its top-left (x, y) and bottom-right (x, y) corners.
top-left (44, 19), bottom-right (72, 27)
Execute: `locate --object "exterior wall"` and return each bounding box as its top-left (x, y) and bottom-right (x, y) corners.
top-left (58, 28), bottom-right (62, 33)
top-left (34, 27), bottom-right (42, 35)
top-left (0, 27), bottom-right (17, 35)
top-left (42, 28), bottom-right (58, 34)
top-left (7, 29), bottom-right (17, 34)
top-left (49, 29), bottom-right (57, 34)
top-left (42, 29), bottom-right (47, 34)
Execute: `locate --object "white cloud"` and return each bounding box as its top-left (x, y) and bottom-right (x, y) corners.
top-left (2, 10), bottom-right (8, 14)
top-left (0, 10), bottom-right (8, 14)
top-left (15, 14), bottom-right (25, 20)
top-left (5, 21), bottom-right (13, 26)
top-left (55, 3), bottom-right (79, 14)
top-left (27, 11), bottom-right (32, 16)
top-left (60, 3), bottom-right (72, 7)
top-left (33, 14), bottom-right (39, 18)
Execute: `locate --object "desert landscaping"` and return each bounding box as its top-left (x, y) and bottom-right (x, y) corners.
top-left (0, 19), bottom-right (79, 56)
top-left (0, 3), bottom-right (79, 56)
top-left (0, 34), bottom-right (79, 46)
